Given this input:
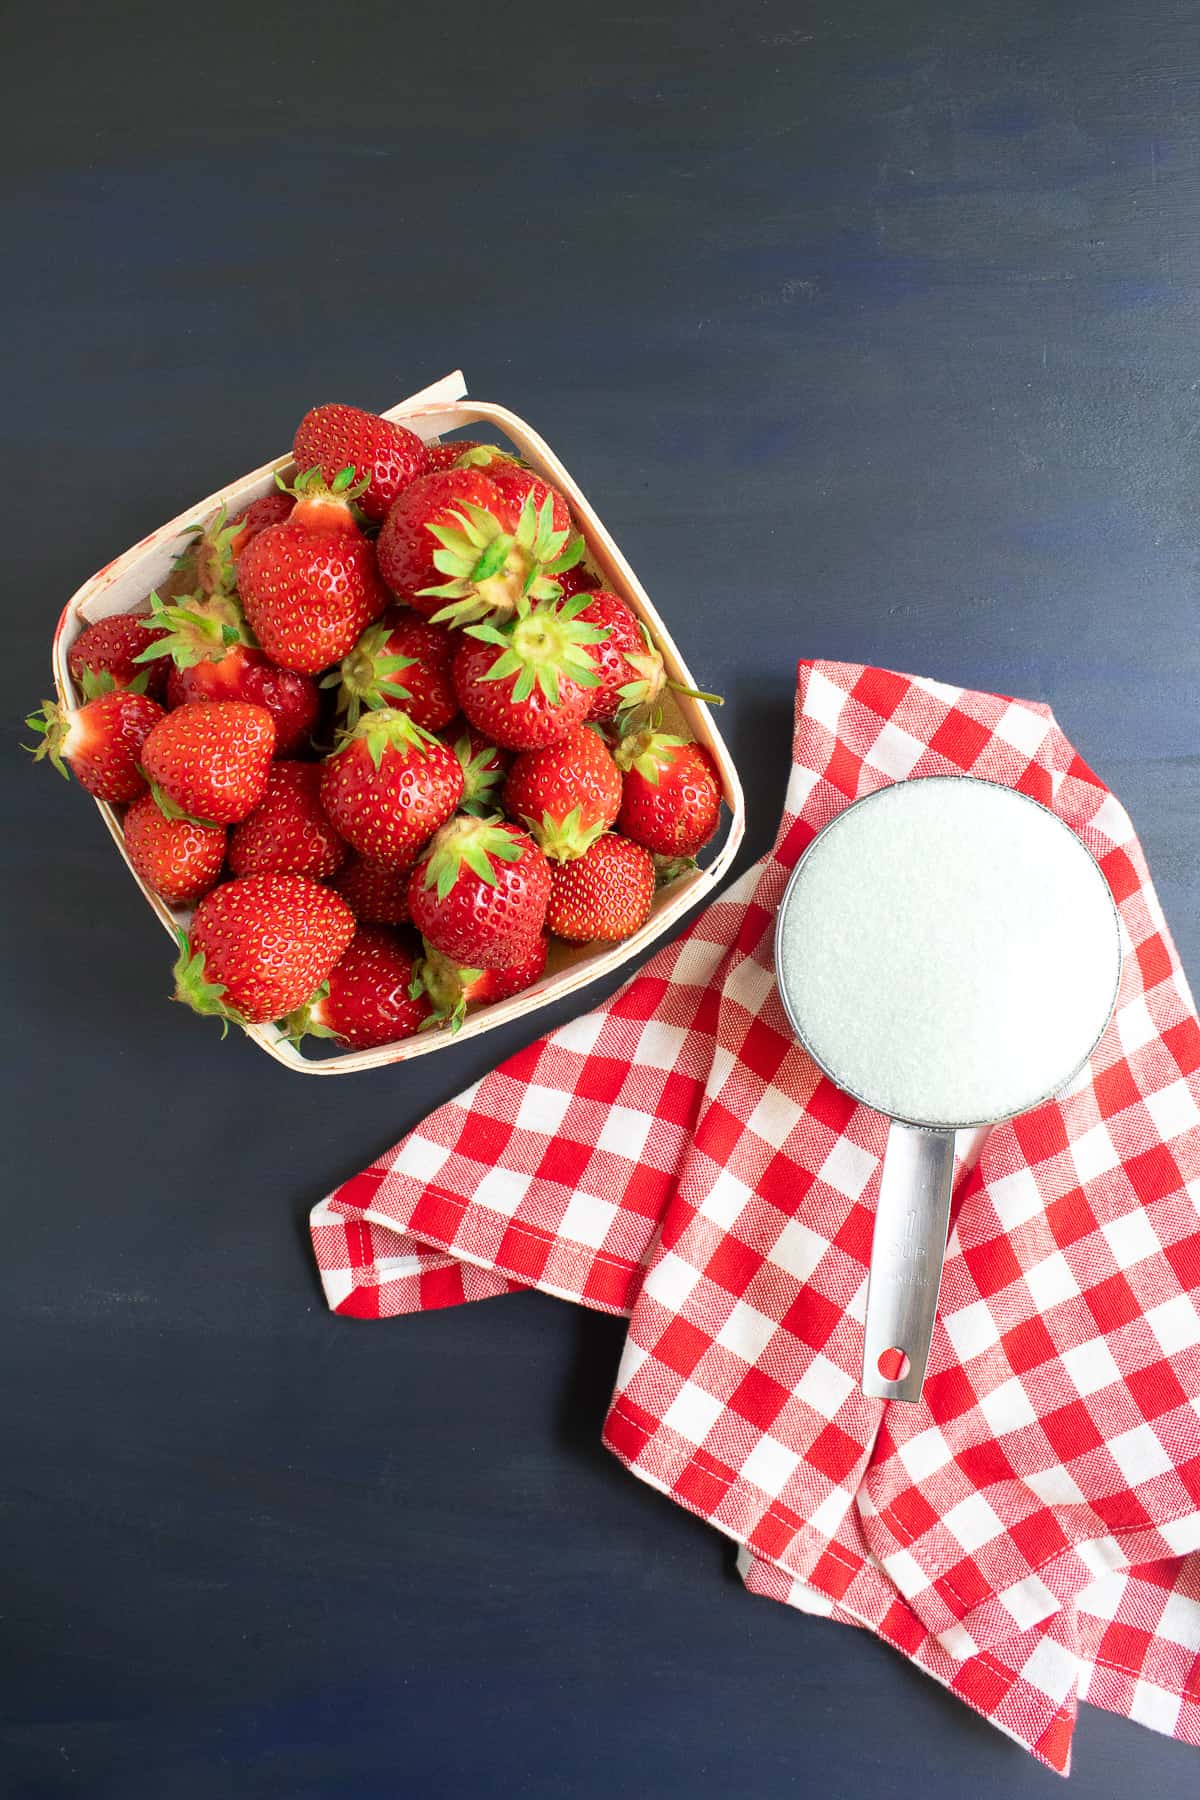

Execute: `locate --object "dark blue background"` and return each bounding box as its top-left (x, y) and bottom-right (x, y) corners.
top-left (5, 1), bottom-right (1198, 1793)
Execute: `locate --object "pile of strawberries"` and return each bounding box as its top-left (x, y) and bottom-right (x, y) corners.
top-left (29, 402), bottom-right (724, 1052)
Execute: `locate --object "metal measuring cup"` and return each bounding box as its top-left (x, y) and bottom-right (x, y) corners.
top-left (774, 776), bottom-right (1123, 1404)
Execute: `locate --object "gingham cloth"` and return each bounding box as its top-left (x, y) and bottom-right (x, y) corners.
top-left (311, 662), bottom-right (1200, 1774)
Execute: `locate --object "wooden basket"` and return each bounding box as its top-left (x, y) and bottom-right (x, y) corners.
top-left (50, 371), bottom-right (747, 1073)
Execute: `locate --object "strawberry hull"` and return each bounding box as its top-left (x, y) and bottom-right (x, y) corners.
top-left (50, 371), bottom-right (745, 1075)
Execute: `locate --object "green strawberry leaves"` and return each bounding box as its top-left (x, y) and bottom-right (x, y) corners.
top-left (423, 492), bottom-right (583, 627)
top-left (465, 591), bottom-right (611, 708)
top-left (420, 817), bottom-right (524, 903)
top-left (323, 623), bottom-right (418, 730)
top-left (133, 588), bottom-right (254, 671)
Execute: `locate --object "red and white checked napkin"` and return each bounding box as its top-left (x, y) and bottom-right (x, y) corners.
top-left (311, 662), bottom-right (1200, 1774)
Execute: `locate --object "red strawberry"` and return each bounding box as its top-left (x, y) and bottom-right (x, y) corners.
top-left (238, 468), bottom-right (389, 674)
top-left (423, 438), bottom-right (482, 473)
top-left (25, 689), bottom-right (163, 802)
top-left (453, 446), bottom-right (572, 537)
top-left (408, 817), bottom-right (550, 968)
top-left (327, 611), bottom-right (457, 733)
top-left (181, 498), bottom-right (292, 598)
top-left (545, 833), bottom-right (655, 942)
top-left (577, 591), bottom-right (721, 724)
top-left (555, 560), bottom-right (605, 600)
top-left (173, 874), bottom-right (355, 1027)
top-left (451, 594), bottom-right (609, 751)
top-left (286, 926), bottom-right (432, 1048)
top-left (68, 612), bottom-right (170, 701)
top-left (138, 589), bottom-right (319, 754)
top-left (229, 762), bottom-right (347, 880)
top-left (502, 725), bottom-right (621, 860)
top-left (379, 471), bottom-right (582, 627)
top-left (142, 700), bottom-right (275, 824)
top-left (438, 719), bottom-right (510, 816)
top-left (123, 790), bottom-right (226, 905)
top-left (415, 933), bottom-right (548, 1030)
top-left (319, 712), bottom-right (463, 867)
top-left (227, 493), bottom-right (294, 560)
top-left (330, 856), bottom-right (413, 925)
top-left (615, 731), bottom-right (723, 857)
top-left (293, 404), bottom-right (427, 522)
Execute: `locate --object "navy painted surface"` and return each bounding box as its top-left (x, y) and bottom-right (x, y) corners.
top-left (4, 1), bottom-right (1198, 1793)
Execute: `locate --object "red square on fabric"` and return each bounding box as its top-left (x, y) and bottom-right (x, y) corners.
top-left (1001, 1315), bottom-right (1058, 1375)
top-left (1008, 1510), bottom-right (1071, 1566)
top-left (705, 1233), bottom-right (764, 1297)
top-left (455, 1111), bottom-right (515, 1166)
top-left (653, 1317), bottom-right (712, 1378)
top-left (611, 974), bottom-right (670, 1021)
top-left (1163, 1015), bottom-right (1200, 1075)
top-left (740, 1018), bottom-right (793, 1085)
top-left (885, 1485), bottom-right (940, 1543)
top-left (333, 1166), bottom-right (387, 1212)
top-left (497, 1223), bottom-right (554, 1284)
top-left (573, 1056), bottom-right (630, 1106)
top-left (748, 1504), bottom-right (804, 1560)
top-left (734, 903), bottom-right (775, 959)
top-left (963, 1233), bottom-right (1023, 1298)
top-left (729, 1368), bottom-right (791, 1428)
top-left (1040, 1399), bottom-right (1107, 1459)
top-left (955, 1439), bottom-right (1017, 1488)
top-left (1035, 1711), bottom-right (1074, 1776)
top-left (759, 1153), bottom-right (815, 1217)
top-left (780, 1288), bottom-right (841, 1350)
top-left (928, 709), bottom-right (992, 770)
top-left (1045, 1188), bottom-right (1099, 1250)
top-left (851, 666), bottom-right (910, 719)
top-left (408, 1188), bottom-right (466, 1245)
top-left (1016, 762), bottom-right (1053, 805)
top-left (923, 1364), bottom-right (979, 1422)
top-left (807, 1079), bottom-right (858, 1136)
top-left (1092, 1489), bottom-right (1155, 1531)
top-left (1124, 1361), bottom-right (1189, 1420)
top-left (658, 1069), bottom-right (704, 1130)
top-left (673, 1455), bottom-right (736, 1514)
top-left (934, 1557), bottom-right (992, 1617)
top-left (810, 1547), bottom-right (858, 1601)
top-left (1013, 1106), bottom-right (1071, 1164)
top-left (622, 1162), bottom-right (677, 1222)
top-left (535, 1136), bottom-right (593, 1189)
top-left (824, 738), bottom-right (863, 798)
top-left (418, 1264), bottom-right (467, 1310)
top-left (1123, 1143), bottom-right (1182, 1204)
top-left (833, 1203), bottom-right (874, 1266)
top-left (951, 1658), bottom-right (1017, 1713)
top-left (695, 1101), bottom-right (747, 1168)
top-left (879, 1599), bottom-right (927, 1657)
top-left (582, 1257), bottom-right (640, 1311)
top-left (1137, 934), bottom-right (1174, 991)
top-left (603, 1398), bottom-right (656, 1462)
top-left (1094, 1060), bottom-right (1142, 1120)
top-left (1165, 1231), bottom-right (1200, 1289)
top-left (335, 1283), bottom-right (380, 1318)
top-left (807, 1423), bottom-right (864, 1485)
top-left (1101, 848), bottom-right (1140, 904)
top-left (1099, 1620), bottom-right (1156, 1675)
top-left (1084, 1271), bottom-right (1143, 1334)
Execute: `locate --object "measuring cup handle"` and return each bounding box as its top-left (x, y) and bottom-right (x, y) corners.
top-left (861, 1123), bottom-right (957, 1403)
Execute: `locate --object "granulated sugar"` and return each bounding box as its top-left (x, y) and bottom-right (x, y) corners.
top-left (776, 778), bottom-right (1122, 1127)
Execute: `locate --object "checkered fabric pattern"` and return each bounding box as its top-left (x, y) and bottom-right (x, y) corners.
top-left (311, 661), bottom-right (1200, 1774)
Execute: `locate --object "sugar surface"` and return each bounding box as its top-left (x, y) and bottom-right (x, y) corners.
top-left (776, 779), bottom-right (1122, 1126)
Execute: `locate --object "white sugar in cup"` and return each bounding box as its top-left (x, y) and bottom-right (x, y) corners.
top-left (774, 776), bottom-right (1123, 1402)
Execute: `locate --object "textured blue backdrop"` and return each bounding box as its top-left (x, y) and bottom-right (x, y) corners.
top-left (5, 0), bottom-right (1199, 1793)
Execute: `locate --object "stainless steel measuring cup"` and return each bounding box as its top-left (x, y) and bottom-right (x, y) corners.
top-left (774, 776), bottom-right (1123, 1404)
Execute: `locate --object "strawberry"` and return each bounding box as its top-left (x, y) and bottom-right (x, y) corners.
top-left (285, 926), bottom-right (432, 1048)
top-left (438, 719), bottom-right (510, 816)
top-left (415, 933), bottom-right (548, 1031)
top-left (407, 817), bottom-right (550, 968)
top-left (451, 445), bottom-right (572, 537)
top-left (137, 589), bottom-right (319, 754)
top-left (330, 855), bottom-right (413, 925)
top-left (229, 762), bottom-right (347, 880)
top-left (379, 472), bottom-right (582, 626)
top-left (142, 700), bottom-right (276, 824)
top-left (173, 873), bottom-right (355, 1027)
top-left (451, 594), bottom-right (609, 751)
top-left (177, 496), bottom-right (295, 597)
top-left (123, 790), bottom-right (226, 905)
top-left (502, 725), bottom-right (621, 860)
top-left (576, 591), bottom-right (721, 725)
top-left (319, 711), bottom-right (463, 867)
top-left (326, 611), bottom-right (457, 733)
top-left (615, 730), bottom-right (723, 857)
top-left (68, 612), bottom-right (170, 701)
top-left (545, 833), bottom-right (655, 942)
top-left (293, 404), bottom-right (427, 522)
top-left (25, 689), bottom-right (163, 802)
top-left (424, 439), bottom-right (482, 473)
top-left (238, 467), bottom-right (389, 674)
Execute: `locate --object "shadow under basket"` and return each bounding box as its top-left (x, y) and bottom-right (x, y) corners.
top-left (51, 370), bottom-right (747, 1073)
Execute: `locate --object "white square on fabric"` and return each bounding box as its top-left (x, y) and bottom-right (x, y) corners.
top-left (1156, 1590), bottom-right (1200, 1649)
top-left (987, 1166), bottom-right (1047, 1231)
top-left (1145, 1293), bottom-right (1200, 1357)
top-left (726, 956), bottom-right (776, 1014)
top-left (1118, 996), bottom-right (1159, 1057)
top-left (818, 1137), bottom-right (877, 1201)
top-left (979, 1377), bottom-right (1039, 1436)
top-left (1129, 1682), bottom-right (1183, 1736)
top-left (804, 668), bottom-right (851, 732)
top-left (644, 1251), bottom-right (703, 1310)
top-left (746, 1086), bottom-right (806, 1151)
top-left (915, 674), bottom-right (966, 708)
top-left (635, 1020), bottom-right (689, 1071)
top-left (717, 1300), bottom-right (780, 1363)
top-left (1060, 1338), bottom-right (1122, 1397)
top-left (883, 1548), bottom-right (931, 1602)
top-left (943, 1299), bottom-right (1002, 1363)
top-left (1160, 1513), bottom-right (1200, 1554)
top-left (769, 1216), bottom-right (829, 1283)
top-left (1071, 1122), bottom-right (1122, 1184)
top-left (937, 1623), bottom-right (981, 1662)
top-left (1100, 1207), bottom-right (1162, 1271)
top-left (1024, 1463), bottom-right (1088, 1507)
top-left (672, 937), bottom-right (720, 988)
top-left (1144, 1077), bottom-right (1200, 1141)
top-left (992, 701), bottom-right (1050, 756)
top-left (1017, 1636), bottom-right (1078, 1704)
top-left (864, 720), bottom-right (927, 780)
top-left (554, 1010), bottom-right (609, 1055)
top-left (514, 1082), bottom-right (575, 1136)
top-left (596, 1105), bottom-right (654, 1161)
top-left (741, 1433), bottom-right (799, 1499)
top-left (943, 1493), bottom-right (1006, 1554)
top-left (1107, 1422), bottom-right (1174, 1486)
top-left (557, 1190), bottom-right (619, 1249)
top-left (897, 1426), bottom-right (955, 1483)
top-left (1023, 1251), bottom-right (1081, 1312)
top-left (998, 1573), bottom-right (1059, 1632)
top-left (663, 1382), bottom-right (724, 1444)
top-left (394, 1133), bottom-right (452, 1183)
top-left (702, 1170), bottom-right (755, 1231)
top-left (472, 1166), bottom-right (532, 1219)
top-left (794, 1353), bottom-right (856, 1417)
top-left (1088, 791), bottom-right (1135, 847)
